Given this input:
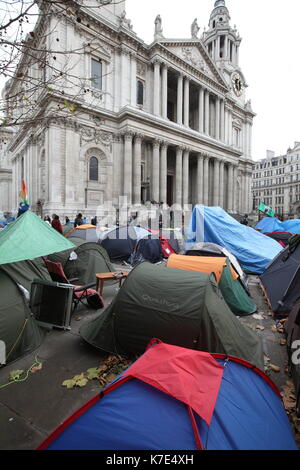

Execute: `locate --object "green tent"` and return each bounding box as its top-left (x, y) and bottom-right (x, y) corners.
top-left (0, 211), bottom-right (75, 265)
top-left (80, 262), bottom-right (264, 370)
top-left (0, 258), bottom-right (51, 364)
top-left (48, 238), bottom-right (113, 285)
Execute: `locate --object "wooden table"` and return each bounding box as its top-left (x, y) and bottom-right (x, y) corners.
top-left (96, 272), bottom-right (129, 296)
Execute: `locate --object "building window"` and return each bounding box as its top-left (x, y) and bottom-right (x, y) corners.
top-left (137, 80), bottom-right (144, 106)
top-left (89, 156), bottom-right (98, 181)
top-left (91, 58), bottom-right (102, 90)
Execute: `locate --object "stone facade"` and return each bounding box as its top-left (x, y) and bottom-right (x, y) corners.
top-left (1, 0), bottom-right (255, 218)
top-left (252, 143), bottom-right (300, 219)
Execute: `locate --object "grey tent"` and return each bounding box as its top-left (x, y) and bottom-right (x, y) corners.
top-left (0, 258), bottom-right (50, 364)
top-left (80, 262), bottom-right (264, 370)
top-left (260, 235), bottom-right (300, 315)
top-left (48, 238), bottom-right (113, 285)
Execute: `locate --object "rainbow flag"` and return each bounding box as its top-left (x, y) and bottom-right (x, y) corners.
top-left (20, 179), bottom-right (28, 205)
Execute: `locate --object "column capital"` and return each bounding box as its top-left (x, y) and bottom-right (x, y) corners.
top-left (153, 139), bottom-right (162, 148)
top-left (176, 145), bottom-right (184, 153)
top-left (123, 130), bottom-right (134, 141)
top-left (183, 147), bottom-right (191, 154)
top-left (161, 140), bottom-right (169, 150)
top-left (134, 133), bottom-right (144, 142)
top-left (151, 57), bottom-right (162, 66)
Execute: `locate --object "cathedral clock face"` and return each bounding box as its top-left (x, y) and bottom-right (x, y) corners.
top-left (231, 72), bottom-right (243, 97)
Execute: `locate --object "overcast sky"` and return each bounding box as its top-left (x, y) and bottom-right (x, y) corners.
top-left (126, 0), bottom-right (300, 161)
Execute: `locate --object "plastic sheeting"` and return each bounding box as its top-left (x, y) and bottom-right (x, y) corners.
top-left (186, 207), bottom-right (283, 274)
top-left (256, 217), bottom-right (300, 234)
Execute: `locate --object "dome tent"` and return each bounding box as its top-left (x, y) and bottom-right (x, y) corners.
top-left (80, 262), bottom-right (264, 370)
top-left (98, 226), bottom-right (150, 262)
top-left (48, 238), bottom-right (113, 285)
top-left (166, 254), bottom-right (256, 316)
top-left (0, 211), bottom-right (75, 364)
top-left (39, 341), bottom-right (297, 451)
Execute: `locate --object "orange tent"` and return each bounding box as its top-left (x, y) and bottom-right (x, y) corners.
top-left (166, 254), bottom-right (239, 284)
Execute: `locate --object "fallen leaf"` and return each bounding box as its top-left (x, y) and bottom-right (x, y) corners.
top-left (269, 364), bottom-right (280, 373)
top-left (86, 368), bottom-right (100, 380)
top-left (9, 370), bottom-right (24, 381)
top-left (256, 325), bottom-right (265, 331)
top-left (62, 379), bottom-right (75, 389)
top-left (76, 378), bottom-right (88, 388)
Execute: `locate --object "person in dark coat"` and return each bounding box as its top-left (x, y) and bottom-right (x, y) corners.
top-left (74, 213), bottom-right (83, 228)
top-left (51, 214), bottom-right (63, 234)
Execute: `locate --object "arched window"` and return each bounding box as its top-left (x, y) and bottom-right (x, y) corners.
top-left (89, 156), bottom-right (98, 181)
top-left (137, 80), bottom-right (144, 106)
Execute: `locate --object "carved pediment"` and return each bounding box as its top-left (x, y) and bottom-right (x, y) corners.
top-left (160, 41), bottom-right (228, 87)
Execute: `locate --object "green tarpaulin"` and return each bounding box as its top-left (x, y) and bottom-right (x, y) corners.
top-left (0, 211), bottom-right (75, 265)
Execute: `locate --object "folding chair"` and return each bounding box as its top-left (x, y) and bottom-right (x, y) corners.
top-left (43, 259), bottom-right (103, 314)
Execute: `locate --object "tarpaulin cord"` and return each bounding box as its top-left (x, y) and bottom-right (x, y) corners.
top-left (187, 406), bottom-right (203, 450)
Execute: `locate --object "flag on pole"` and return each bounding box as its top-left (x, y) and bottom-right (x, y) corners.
top-left (258, 202), bottom-right (275, 217)
top-left (20, 179), bottom-right (28, 205)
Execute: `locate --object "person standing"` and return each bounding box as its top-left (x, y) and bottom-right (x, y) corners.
top-left (74, 213), bottom-right (83, 228)
top-left (51, 214), bottom-right (63, 234)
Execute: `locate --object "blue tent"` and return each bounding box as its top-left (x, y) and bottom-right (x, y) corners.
top-left (186, 207), bottom-right (283, 274)
top-left (39, 342), bottom-right (297, 451)
top-left (256, 217), bottom-right (300, 234)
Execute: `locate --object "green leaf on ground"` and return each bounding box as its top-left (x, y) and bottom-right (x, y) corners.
top-left (62, 379), bottom-right (76, 389)
top-left (9, 370), bottom-right (24, 381)
top-left (86, 368), bottom-right (100, 380)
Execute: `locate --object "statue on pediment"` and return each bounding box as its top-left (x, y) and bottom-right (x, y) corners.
top-left (119, 10), bottom-right (133, 30)
top-left (191, 18), bottom-right (200, 39)
top-left (154, 15), bottom-right (164, 39)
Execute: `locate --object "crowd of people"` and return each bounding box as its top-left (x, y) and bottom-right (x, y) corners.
top-left (42, 213), bottom-right (98, 234)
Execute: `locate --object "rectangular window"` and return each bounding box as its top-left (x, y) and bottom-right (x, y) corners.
top-left (91, 58), bottom-right (102, 90)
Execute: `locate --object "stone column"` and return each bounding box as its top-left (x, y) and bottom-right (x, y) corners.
top-left (130, 52), bottom-right (137, 107)
top-left (153, 60), bottom-right (161, 116)
top-left (182, 148), bottom-right (190, 205)
top-left (215, 97), bottom-right (220, 140)
top-left (197, 153), bottom-right (204, 204)
top-left (124, 132), bottom-right (133, 205)
top-left (152, 140), bottom-right (160, 203)
top-left (216, 35), bottom-right (220, 59)
top-left (220, 100), bottom-right (225, 142)
top-left (233, 165), bottom-right (238, 213)
top-left (133, 134), bottom-right (142, 205)
top-left (213, 159), bottom-right (220, 206)
top-left (227, 163), bottom-right (234, 211)
top-left (203, 155), bottom-right (209, 206)
top-left (177, 73), bottom-right (183, 125)
top-left (219, 160), bottom-right (225, 208)
top-left (160, 142), bottom-right (168, 204)
top-left (161, 64), bottom-right (168, 119)
top-left (198, 86), bottom-right (204, 133)
top-left (175, 146), bottom-right (183, 206)
top-left (184, 76), bottom-right (190, 127)
top-left (205, 90), bottom-right (210, 135)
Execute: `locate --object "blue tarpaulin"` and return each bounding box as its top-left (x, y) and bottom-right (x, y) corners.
top-left (256, 217), bottom-right (300, 234)
top-left (186, 207), bottom-right (283, 274)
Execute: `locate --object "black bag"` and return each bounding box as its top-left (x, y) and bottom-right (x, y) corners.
top-left (86, 292), bottom-right (104, 310)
